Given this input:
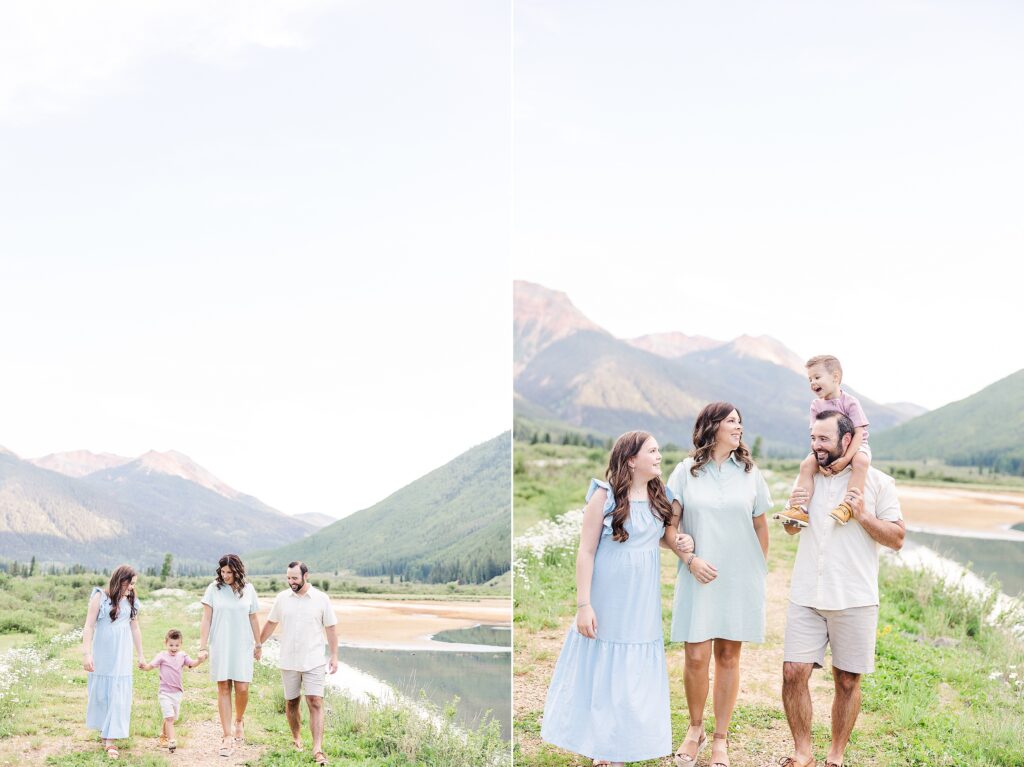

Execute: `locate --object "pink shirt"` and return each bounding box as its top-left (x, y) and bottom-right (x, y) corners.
top-left (809, 390), bottom-right (869, 442)
top-left (149, 650), bottom-right (193, 693)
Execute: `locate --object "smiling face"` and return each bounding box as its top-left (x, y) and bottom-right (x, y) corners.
top-left (628, 436), bottom-right (662, 482)
top-left (714, 410), bottom-right (743, 452)
top-left (165, 637), bottom-right (181, 654)
top-left (810, 416), bottom-right (850, 467)
top-left (807, 363), bottom-right (841, 400)
top-left (219, 566), bottom-right (235, 585)
top-left (286, 566), bottom-right (307, 592)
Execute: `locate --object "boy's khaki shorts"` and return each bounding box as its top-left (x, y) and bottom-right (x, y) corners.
top-left (281, 665), bottom-right (326, 699)
top-left (783, 602), bottom-right (879, 674)
top-left (158, 691), bottom-right (183, 719)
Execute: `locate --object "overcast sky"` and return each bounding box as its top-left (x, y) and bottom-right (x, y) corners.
top-left (0, 1), bottom-right (510, 516)
top-left (513, 1), bottom-right (1023, 411)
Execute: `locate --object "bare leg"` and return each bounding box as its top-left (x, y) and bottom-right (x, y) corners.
top-left (847, 452), bottom-right (870, 498)
top-left (826, 668), bottom-right (862, 765)
top-left (285, 697), bottom-right (303, 749)
top-left (233, 681), bottom-right (250, 739)
top-left (677, 640), bottom-right (712, 758)
top-left (307, 695), bottom-right (325, 755)
top-left (217, 680), bottom-right (234, 738)
top-left (794, 453), bottom-right (817, 506)
top-left (711, 639), bottom-right (742, 763)
top-left (782, 662), bottom-right (815, 763)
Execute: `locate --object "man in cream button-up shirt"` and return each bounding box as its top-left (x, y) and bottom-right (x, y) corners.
top-left (777, 411), bottom-right (904, 767)
top-left (260, 561), bottom-right (338, 765)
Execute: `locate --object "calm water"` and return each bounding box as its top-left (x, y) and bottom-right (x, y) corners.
top-left (906, 530), bottom-right (1024, 597)
top-left (431, 624), bottom-right (511, 647)
top-left (339, 646), bottom-right (512, 739)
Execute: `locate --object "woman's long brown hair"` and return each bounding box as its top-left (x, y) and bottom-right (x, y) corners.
top-left (216, 554), bottom-right (247, 595)
top-left (106, 564), bottom-right (139, 622)
top-left (606, 430), bottom-right (673, 542)
top-left (689, 401), bottom-right (755, 476)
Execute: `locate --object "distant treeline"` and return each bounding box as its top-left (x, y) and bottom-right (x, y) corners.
top-left (946, 449), bottom-right (1024, 476)
top-left (356, 552), bottom-right (507, 585)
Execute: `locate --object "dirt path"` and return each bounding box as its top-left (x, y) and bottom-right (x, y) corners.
top-left (137, 717), bottom-right (266, 765)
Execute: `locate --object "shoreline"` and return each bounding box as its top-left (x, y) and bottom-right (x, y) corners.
top-left (896, 484), bottom-right (1024, 538)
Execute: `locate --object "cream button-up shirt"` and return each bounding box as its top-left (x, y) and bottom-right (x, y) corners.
top-left (267, 585), bottom-right (338, 672)
top-left (789, 466), bottom-right (902, 611)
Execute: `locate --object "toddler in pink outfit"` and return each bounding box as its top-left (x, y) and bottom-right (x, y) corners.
top-left (142, 628), bottom-right (203, 752)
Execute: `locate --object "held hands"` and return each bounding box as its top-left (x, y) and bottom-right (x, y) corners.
top-left (674, 533), bottom-right (694, 555)
top-left (253, 645), bottom-right (262, 661)
top-left (688, 557), bottom-right (718, 585)
top-left (575, 604), bottom-right (598, 639)
top-left (198, 649), bottom-right (209, 663)
top-left (138, 660), bottom-right (148, 670)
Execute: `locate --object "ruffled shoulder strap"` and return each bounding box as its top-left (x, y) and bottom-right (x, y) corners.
top-left (586, 478), bottom-right (616, 516)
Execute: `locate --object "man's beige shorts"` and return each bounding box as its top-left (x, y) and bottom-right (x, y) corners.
top-left (281, 665), bottom-right (326, 699)
top-left (783, 602), bottom-right (879, 674)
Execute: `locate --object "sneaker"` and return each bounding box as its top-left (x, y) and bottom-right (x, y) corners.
top-left (774, 505), bottom-right (809, 527)
top-left (159, 736), bottom-right (169, 749)
top-left (830, 501), bottom-right (853, 525)
top-left (168, 740), bottom-right (176, 753)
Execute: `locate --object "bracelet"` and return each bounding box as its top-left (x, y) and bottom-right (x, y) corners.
top-left (199, 647), bottom-right (208, 652)
top-left (686, 553), bottom-right (696, 571)
top-left (576, 602), bottom-right (589, 609)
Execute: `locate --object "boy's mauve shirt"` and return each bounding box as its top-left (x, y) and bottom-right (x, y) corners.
top-left (150, 650), bottom-right (192, 693)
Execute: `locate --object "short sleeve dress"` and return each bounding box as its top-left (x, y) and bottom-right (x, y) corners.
top-left (541, 479), bottom-right (675, 763)
top-left (86, 587), bottom-right (138, 739)
top-left (668, 454), bottom-right (772, 643)
top-left (201, 581), bottom-right (260, 682)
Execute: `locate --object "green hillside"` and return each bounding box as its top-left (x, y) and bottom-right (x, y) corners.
top-left (248, 433), bottom-right (511, 583)
top-left (872, 369), bottom-right (1024, 473)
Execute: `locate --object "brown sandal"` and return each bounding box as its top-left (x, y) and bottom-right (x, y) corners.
top-left (674, 720), bottom-right (706, 766)
top-left (711, 732), bottom-right (729, 767)
top-left (314, 751), bottom-right (328, 765)
top-left (778, 757), bottom-right (816, 767)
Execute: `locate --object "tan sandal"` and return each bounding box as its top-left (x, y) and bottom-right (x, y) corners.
top-left (674, 720), bottom-right (706, 766)
top-left (314, 751), bottom-right (328, 765)
top-left (219, 736), bottom-right (233, 758)
top-left (104, 745), bottom-right (119, 760)
top-left (711, 732), bottom-right (729, 767)
top-left (778, 756), bottom-right (816, 767)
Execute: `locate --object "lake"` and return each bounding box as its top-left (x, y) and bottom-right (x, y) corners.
top-left (905, 529), bottom-right (1024, 597)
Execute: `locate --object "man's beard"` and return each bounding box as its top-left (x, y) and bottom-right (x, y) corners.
top-left (816, 445), bottom-right (844, 467)
top-left (290, 582), bottom-right (302, 591)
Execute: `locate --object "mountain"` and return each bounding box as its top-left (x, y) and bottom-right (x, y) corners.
top-left (513, 282), bottom-right (921, 454)
top-left (293, 512), bottom-right (337, 529)
top-left (0, 449), bottom-right (313, 570)
top-left (248, 433), bottom-right (511, 584)
top-left (871, 369), bottom-right (1024, 472)
top-left (627, 332), bottom-right (724, 358)
top-left (514, 281), bottom-right (606, 374)
top-left (29, 450), bottom-right (132, 478)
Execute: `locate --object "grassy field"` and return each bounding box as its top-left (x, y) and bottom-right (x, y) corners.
top-left (513, 441), bottom-right (1024, 767)
top-left (0, 577), bottom-right (509, 767)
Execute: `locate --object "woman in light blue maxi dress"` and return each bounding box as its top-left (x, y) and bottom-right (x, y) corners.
top-left (542, 431), bottom-right (691, 765)
top-left (83, 565), bottom-right (143, 758)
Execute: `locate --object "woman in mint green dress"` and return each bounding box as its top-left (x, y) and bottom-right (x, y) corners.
top-left (198, 554), bottom-right (262, 757)
top-left (668, 403), bottom-right (771, 767)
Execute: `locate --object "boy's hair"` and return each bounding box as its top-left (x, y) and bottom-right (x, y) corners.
top-left (806, 354), bottom-right (843, 382)
top-left (165, 629), bottom-right (182, 642)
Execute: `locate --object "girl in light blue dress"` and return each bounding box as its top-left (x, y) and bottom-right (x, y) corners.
top-left (82, 564), bottom-right (144, 759)
top-left (198, 553), bottom-right (262, 758)
top-left (542, 431), bottom-right (693, 766)
top-left (667, 402), bottom-right (771, 767)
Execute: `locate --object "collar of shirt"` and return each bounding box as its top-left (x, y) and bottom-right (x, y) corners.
top-left (287, 586), bottom-right (316, 599)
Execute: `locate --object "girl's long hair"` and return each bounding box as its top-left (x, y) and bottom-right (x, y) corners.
top-left (216, 554), bottom-right (247, 595)
top-left (107, 564), bottom-right (139, 622)
top-left (690, 401), bottom-right (755, 476)
top-left (606, 430), bottom-right (673, 542)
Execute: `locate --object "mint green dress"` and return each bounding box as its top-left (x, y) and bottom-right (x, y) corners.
top-left (201, 582), bottom-right (260, 682)
top-left (668, 454), bottom-right (772, 643)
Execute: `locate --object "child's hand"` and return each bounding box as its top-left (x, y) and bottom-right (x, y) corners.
top-left (576, 604), bottom-right (598, 639)
top-left (674, 533), bottom-right (694, 555)
top-left (828, 457), bottom-right (850, 474)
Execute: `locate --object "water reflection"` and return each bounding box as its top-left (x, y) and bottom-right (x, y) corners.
top-left (905, 530), bottom-right (1024, 596)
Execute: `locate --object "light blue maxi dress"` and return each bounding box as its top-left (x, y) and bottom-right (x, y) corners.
top-left (86, 587), bottom-right (138, 739)
top-left (541, 479), bottom-right (673, 763)
top-left (201, 581), bottom-right (260, 682)
top-left (668, 455), bottom-right (772, 643)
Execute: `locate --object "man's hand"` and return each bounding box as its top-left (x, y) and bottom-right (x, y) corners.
top-left (328, 658), bottom-right (338, 674)
top-left (845, 486), bottom-right (865, 522)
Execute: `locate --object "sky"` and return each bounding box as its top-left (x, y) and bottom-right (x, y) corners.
top-left (0, 1), bottom-right (511, 517)
top-left (513, 1), bottom-right (1023, 411)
